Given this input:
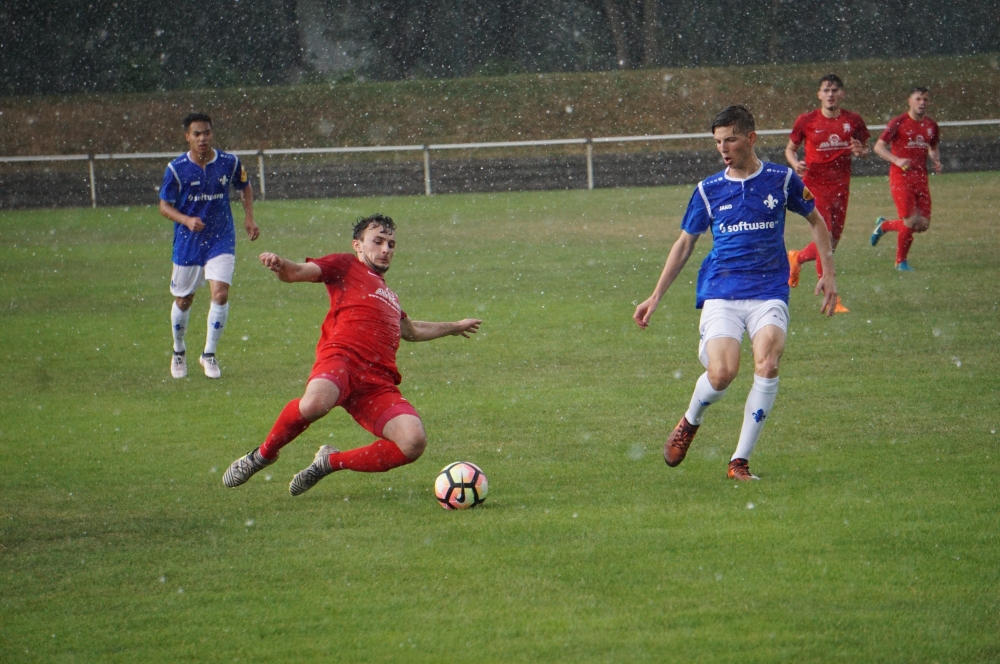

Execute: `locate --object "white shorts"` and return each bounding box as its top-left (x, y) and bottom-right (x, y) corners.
top-left (697, 299), bottom-right (789, 367)
top-left (170, 254), bottom-right (235, 297)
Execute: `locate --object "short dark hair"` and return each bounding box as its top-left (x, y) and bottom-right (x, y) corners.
top-left (353, 213), bottom-right (396, 240)
top-left (819, 74), bottom-right (844, 89)
top-left (711, 105), bottom-right (755, 136)
top-left (183, 112), bottom-right (212, 131)
top-left (910, 86), bottom-right (930, 95)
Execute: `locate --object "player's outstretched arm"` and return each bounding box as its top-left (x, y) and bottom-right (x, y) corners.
top-left (259, 252), bottom-right (322, 283)
top-left (400, 317), bottom-right (481, 342)
top-left (240, 184), bottom-right (259, 241)
top-left (159, 199), bottom-right (204, 232)
top-left (633, 231), bottom-right (699, 329)
top-left (804, 208), bottom-right (837, 317)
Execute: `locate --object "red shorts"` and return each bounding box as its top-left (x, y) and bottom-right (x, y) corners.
top-left (890, 173), bottom-right (932, 219)
top-left (805, 180), bottom-right (850, 242)
top-left (310, 354), bottom-right (419, 438)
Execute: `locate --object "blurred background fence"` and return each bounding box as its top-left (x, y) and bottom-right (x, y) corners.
top-left (2, 120), bottom-right (998, 210)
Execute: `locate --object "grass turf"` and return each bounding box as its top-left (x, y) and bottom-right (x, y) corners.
top-left (1, 173), bottom-right (999, 661)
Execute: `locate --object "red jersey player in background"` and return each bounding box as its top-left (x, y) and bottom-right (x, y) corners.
top-left (785, 74), bottom-right (870, 312)
top-left (871, 86), bottom-right (942, 271)
top-left (223, 214), bottom-right (481, 496)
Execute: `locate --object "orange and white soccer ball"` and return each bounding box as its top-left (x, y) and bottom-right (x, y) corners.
top-left (434, 462), bottom-right (488, 510)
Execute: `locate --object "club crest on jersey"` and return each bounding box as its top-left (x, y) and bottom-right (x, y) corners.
top-left (843, 122), bottom-right (851, 133)
top-left (763, 194), bottom-right (779, 210)
top-left (219, 174), bottom-right (229, 186)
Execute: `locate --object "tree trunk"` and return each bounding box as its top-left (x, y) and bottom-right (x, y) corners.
top-left (642, 0), bottom-right (657, 67)
top-left (603, 0), bottom-right (631, 68)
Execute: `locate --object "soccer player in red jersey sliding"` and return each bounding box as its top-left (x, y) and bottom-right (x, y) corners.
top-left (785, 74), bottom-right (870, 312)
top-left (871, 86), bottom-right (942, 271)
top-left (222, 214), bottom-right (482, 496)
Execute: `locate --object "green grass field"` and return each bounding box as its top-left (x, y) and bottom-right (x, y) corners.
top-left (2, 174), bottom-right (999, 662)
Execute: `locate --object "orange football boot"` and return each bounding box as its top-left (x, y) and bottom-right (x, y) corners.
top-left (727, 458), bottom-right (759, 481)
top-left (787, 250), bottom-right (801, 288)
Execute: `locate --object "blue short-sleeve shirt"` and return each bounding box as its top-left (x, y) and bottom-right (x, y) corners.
top-left (160, 149), bottom-right (249, 266)
top-left (680, 161), bottom-right (815, 308)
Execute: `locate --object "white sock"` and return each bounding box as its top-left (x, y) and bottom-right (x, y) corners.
top-left (204, 302), bottom-right (229, 355)
top-left (732, 374), bottom-right (779, 461)
top-left (171, 303), bottom-right (190, 354)
top-left (684, 372), bottom-right (727, 425)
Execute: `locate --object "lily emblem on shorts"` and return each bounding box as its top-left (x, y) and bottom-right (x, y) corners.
top-left (763, 194), bottom-right (779, 210)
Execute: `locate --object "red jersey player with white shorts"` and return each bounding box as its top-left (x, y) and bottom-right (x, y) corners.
top-left (871, 86), bottom-right (942, 271)
top-left (222, 214), bottom-right (481, 496)
top-left (785, 74), bottom-right (870, 312)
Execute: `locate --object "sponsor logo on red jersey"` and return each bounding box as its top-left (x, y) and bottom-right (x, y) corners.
top-left (371, 287), bottom-right (401, 314)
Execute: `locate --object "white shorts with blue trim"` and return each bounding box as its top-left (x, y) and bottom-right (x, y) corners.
top-left (170, 253), bottom-right (235, 297)
top-left (697, 298), bottom-right (789, 367)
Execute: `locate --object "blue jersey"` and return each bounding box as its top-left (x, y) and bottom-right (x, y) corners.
top-left (680, 161), bottom-right (815, 308)
top-left (159, 150), bottom-right (249, 266)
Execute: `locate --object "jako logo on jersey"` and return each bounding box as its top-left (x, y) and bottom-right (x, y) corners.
top-left (719, 204), bottom-right (733, 211)
top-left (371, 287), bottom-right (401, 313)
top-left (763, 194), bottom-right (779, 210)
top-left (718, 219), bottom-right (778, 234)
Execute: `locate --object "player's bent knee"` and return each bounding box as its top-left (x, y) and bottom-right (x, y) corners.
top-left (754, 359), bottom-right (780, 378)
top-left (397, 435), bottom-right (427, 461)
top-left (298, 392), bottom-right (337, 422)
top-left (707, 367), bottom-right (737, 391)
top-left (382, 414), bottom-right (426, 460)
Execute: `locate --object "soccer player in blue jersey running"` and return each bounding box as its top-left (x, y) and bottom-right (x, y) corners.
top-left (159, 113), bottom-right (259, 379)
top-left (633, 105), bottom-right (837, 481)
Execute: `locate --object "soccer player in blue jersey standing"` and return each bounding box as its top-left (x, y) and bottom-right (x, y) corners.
top-left (159, 113), bottom-right (259, 379)
top-left (633, 106), bottom-right (837, 481)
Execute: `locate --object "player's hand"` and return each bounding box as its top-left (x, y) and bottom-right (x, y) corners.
top-left (896, 158), bottom-right (912, 171)
top-left (245, 217), bottom-right (260, 241)
top-left (259, 252), bottom-right (285, 272)
top-left (932, 160), bottom-right (943, 175)
top-left (850, 138), bottom-right (868, 157)
top-left (815, 276), bottom-right (837, 317)
top-left (452, 319), bottom-right (482, 337)
top-left (186, 216), bottom-right (205, 232)
top-left (793, 160), bottom-right (808, 176)
top-left (633, 296), bottom-right (659, 329)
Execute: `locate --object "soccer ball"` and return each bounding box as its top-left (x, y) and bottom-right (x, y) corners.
top-left (434, 462), bottom-right (488, 510)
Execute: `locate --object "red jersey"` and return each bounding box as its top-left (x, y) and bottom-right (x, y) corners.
top-left (307, 253), bottom-right (407, 384)
top-left (879, 113), bottom-right (940, 177)
top-left (789, 109), bottom-right (870, 184)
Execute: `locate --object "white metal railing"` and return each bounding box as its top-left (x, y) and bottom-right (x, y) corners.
top-left (2, 119), bottom-right (997, 207)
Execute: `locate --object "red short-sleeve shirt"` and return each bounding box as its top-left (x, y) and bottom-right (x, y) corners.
top-left (307, 253), bottom-right (407, 384)
top-left (879, 113), bottom-right (940, 177)
top-left (789, 109), bottom-right (870, 184)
